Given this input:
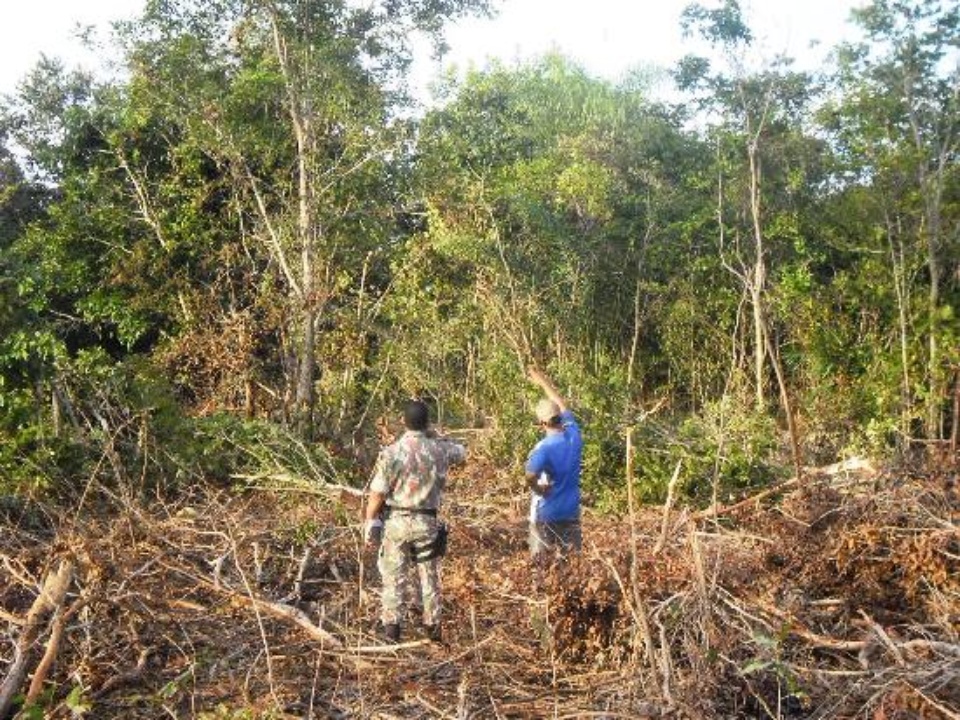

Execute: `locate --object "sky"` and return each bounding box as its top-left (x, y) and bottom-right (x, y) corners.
top-left (1, 0), bottom-right (866, 102)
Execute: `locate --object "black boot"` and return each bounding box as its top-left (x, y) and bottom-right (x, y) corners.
top-left (424, 624), bottom-right (442, 642)
top-left (381, 623), bottom-right (400, 643)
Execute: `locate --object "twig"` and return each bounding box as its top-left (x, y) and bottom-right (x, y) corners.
top-left (229, 533), bottom-right (283, 712)
top-left (654, 460), bottom-right (683, 554)
top-left (0, 608), bottom-right (26, 626)
top-left (397, 634), bottom-right (499, 680)
top-left (281, 543), bottom-right (314, 604)
top-left (907, 682), bottom-right (960, 720)
top-left (859, 610), bottom-right (906, 666)
top-left (0, 553), bottom-right (37, 588)
top-left (714, 588), bottom-right (775, 633)
top-left (92, 648), bottom-right (152, 699)
top-left (415, 691), bottom-right (457, 719)
top-left (597, 552), bottom-right (660, 696)
top-left (557, 711), bottom-right (660, 720)
top-left (351, 639), bottom-right (431, 653)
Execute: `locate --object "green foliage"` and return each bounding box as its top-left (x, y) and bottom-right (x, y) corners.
top-left (189, 412), bottom-right (354, 488)
top-left (824, 0), bottom-right (960, 440)
top-left (397, 55), bottom-right (712, 472)
top-left (1, 0), bottom-right (957, 514)
top-left (680, 0), bottom-right (753, 48)
top-left (618, 396), bottom-right (779, 510)
top-left (64, 685), bottom-right (92, 716)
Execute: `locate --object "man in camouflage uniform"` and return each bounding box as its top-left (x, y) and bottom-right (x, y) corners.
top-left (364, 400), bottom-right (466, 643)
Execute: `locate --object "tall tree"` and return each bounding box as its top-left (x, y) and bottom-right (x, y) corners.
top-left (677, 0), bottom-right (823, 478)
top-left (389, 55), bottom-right (709, 484)
top-left (825, 0), bottom-right (960, 442)
top-left (113, 0), bottom-right (489, 432)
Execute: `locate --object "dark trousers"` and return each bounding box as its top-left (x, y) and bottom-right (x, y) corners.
top-left (528, 518), bottom-right (582, 558)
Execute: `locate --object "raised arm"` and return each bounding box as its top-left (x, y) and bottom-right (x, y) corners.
top-left (527, 366), bottom-right (567, 413)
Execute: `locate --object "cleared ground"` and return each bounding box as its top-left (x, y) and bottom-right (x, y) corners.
top-left (1, 459), bottom-right (958, 718)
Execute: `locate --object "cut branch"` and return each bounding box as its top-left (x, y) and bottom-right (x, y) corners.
top-left (0, 559), bottom-right (74, 718)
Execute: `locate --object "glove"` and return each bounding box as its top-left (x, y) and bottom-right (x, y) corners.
top-left (364, 518), bottom-right (384, 546)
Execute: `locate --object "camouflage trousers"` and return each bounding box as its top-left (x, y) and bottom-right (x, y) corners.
top-left (377, 513), bottom-right (441, 626)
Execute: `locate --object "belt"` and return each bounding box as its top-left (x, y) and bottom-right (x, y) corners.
top-left (384, 506), bottom-right (437, 517)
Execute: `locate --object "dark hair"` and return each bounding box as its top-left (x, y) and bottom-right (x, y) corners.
top-left (403, 400), bottom-right (430, 431)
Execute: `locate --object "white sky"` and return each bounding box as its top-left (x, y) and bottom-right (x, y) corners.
top-left (1, 0), bottom-right (865, 101)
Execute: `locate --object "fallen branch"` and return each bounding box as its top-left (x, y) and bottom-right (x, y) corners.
top-left (351, 638), bottom-right (433, 654)
top-left (691, 457), bottom-right (878, 522)
top-left (160, 559), bottom-right (343, 649)
top-left (908, 682), bottom-right (960, 720)
top-left (760, 601), bottom-right (960, 658)
top-left (0, 558), bottom-right (74, 718)
top-left (223, 580), bottom-right (343, 649)
top-left (691, 478), bottom-right (799, 522)
top-left (25, 596), bottom-right (86, 705)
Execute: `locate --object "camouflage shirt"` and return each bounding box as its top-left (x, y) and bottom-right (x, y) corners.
top-left (369, 431), bottom-right (466, 510)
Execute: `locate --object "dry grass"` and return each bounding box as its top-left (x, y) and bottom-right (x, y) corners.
top-left (1, 461), bottom-right (958, 718)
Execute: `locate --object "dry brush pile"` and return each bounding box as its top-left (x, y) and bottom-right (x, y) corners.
top-left (1, 460), bottom-right (958, 719)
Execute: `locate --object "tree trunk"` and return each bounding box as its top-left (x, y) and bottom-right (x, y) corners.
top-left (747, 140), bottom-right (767, 412)
top-left (950, 368), bottom-right (959, 463)
top-left (627, 226), bottom-right (653, 394)
top-left (271, 8), bottom-right (318, 435)
top-left (887, 214), bottom-right (912, 449)
top-left (917, 159), bottom-right (944, 441)
top-left (763, 322), bottom-right (804, 486)
top-left (924, 200), bottom-right (942, 440)
top-left (294, 134), bottom-right (316, 431)
top-left (906, 68), bottom-right (951, 441)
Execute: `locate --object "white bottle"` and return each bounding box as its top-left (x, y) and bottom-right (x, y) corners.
top-left (536, 472), bottom-right (553, 493)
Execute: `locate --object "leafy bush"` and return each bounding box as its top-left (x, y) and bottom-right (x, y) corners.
top-left (0, 343), bottom-right (351, 500)
top-left (596, 395), bottom-right (781, 513)
top-left (187, 412), bottom-right (355, 490)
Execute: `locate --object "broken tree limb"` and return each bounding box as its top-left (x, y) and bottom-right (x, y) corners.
top-left (758, 600), bottom-right (960, 659)
top-left (0, 558), bottom-right (74, 718)
top-left (250, 584), bottom-right (343, 651)
top-left (160, 559), bottom-right (343, 649)
top-left (653, 460), bottom-right (683, 555)
top-left (690, 477), bottom-right (799, 522)
top-left (691, 457), bottom-right (882, 522)
top-left (24, 595), bottom-right (86, 706)
top-left (351, 639), bottom-right (432, 654)
top-left (215, 580), bottom-right (343, 650)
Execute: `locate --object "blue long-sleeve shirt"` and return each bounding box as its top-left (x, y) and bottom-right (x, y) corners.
top-left (525, 410), bottom-right (582, 522)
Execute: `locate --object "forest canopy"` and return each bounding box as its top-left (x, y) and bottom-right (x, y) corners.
top-left (0, 0), bottom-right (958, 502)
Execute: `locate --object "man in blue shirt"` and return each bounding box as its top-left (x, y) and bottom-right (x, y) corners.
top-left (525, 367), bottom-right (583, 559)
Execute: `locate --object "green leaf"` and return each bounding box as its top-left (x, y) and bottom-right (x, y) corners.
top-left (65, 684), bottom-right (92, 714)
